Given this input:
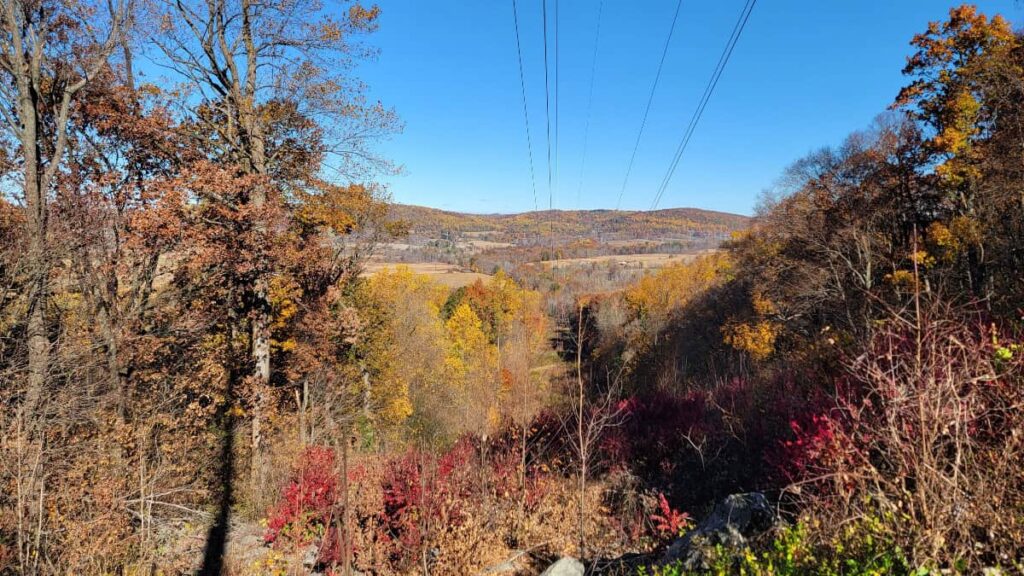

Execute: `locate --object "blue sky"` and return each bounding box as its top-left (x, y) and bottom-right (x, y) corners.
top-left (358, 1), bottom-right (1022, 216)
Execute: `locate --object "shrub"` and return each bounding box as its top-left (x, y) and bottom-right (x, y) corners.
top-left (602, 374), bottom-right (830, 512)
top-left (265, 446), bottom-right (342, 565)
top-left (785, 301), bottom-right (1024, 571)
top-left (649, 492), bottom-right (691, 542)
top-left (772, 411), bottom-right (858, 487)
top-left (380, 438), bottom-right (477, 567)
top-left (639, 518), bottom-right (919, 576)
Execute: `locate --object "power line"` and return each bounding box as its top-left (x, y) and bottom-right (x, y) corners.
top-left (651, 0), bottom-right (757, 210)
top-left (614, 0), bottom-right (685, 211)
top-left (576, 0), bottom-right (605, 208)
top-left (511, 0), bottom-right (538, 211)
top-left (554, 0), bottom-right (560, 210)
top-left (541, 0), bottom-right (553, 211)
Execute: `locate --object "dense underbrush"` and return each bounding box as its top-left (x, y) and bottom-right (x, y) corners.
top-left (237, 292), bottom-right (1024, 575)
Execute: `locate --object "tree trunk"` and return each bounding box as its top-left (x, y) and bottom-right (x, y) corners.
top-left (238, 0), bottom-right (272, 492)
top-left (578, 457), bottom-right (587, 559)
top-left (340, 436), bottom-right (352, 576)
top-left (250, 288), bottom-right (270, 488)
top-left (575, 306), bottom-right (586, 559)
top-left (21, 79), bottom-right (48, 415)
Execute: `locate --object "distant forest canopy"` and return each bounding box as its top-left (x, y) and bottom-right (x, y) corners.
top-left (377, 205), bottom-right (748, 276)
top-left (388, 204), bottom-right (750, 243)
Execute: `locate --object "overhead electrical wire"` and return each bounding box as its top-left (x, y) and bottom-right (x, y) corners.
top-left (541, 0), bottom-right (553, 211)
top-left (554, 0), bottom-right (560, 211)
top-left (650, 0), bottom-right (757, 210)
top-left (511, 0), bottom-right (539, 212)
top-left (575, 0), bottom-right (605, 209)
top-left (614, 0), bottom-right (685, 211)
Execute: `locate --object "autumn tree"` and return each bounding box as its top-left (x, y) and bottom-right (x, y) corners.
top-left (351, 266), bottom-right (448, 440)
top-left (708, 114), bottom-right (936, 370)
top-left (0, 3), bottom-right (136, 571)
top-left (0, 0), bottom-right (130, 414)
top-left (150, 0), bottom-right (400, 490)
top-left (894, 5), bottom-right (1019, 300)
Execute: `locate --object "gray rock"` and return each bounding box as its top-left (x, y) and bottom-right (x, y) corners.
top-left (662, 492), bottom-right (776, 570)
top-left (302, 544), bottom-right (319, 568)
top-left (541, 556), bottom-right (585, 576)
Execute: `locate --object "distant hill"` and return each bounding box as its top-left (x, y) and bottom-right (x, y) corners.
top-left (388, 204), bottom-right (749, 244)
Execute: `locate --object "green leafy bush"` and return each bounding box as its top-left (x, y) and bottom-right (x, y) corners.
top-left (638, 518), bottom-right (923, 576)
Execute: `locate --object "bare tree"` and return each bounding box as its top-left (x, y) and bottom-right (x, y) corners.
top-left (563, 302), bottom-right (625, 559)
top-left (0, 0), bottom-right (130, 412)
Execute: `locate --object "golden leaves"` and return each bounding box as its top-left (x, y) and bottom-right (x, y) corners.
top-left (721, 320), bottom-right (779, 361)
top-left (293, 182), bottom-right (375, 235)
top-left (348, 4), bottom-right (382, 31)
top-left (896, 4), bottom-right (1019, 186)
top-left (751, 291), bottom-right (776, 316)
top-left (444, 302), bottom-right (493, 385)
top-left (624, 252), bottom-right (731, 320)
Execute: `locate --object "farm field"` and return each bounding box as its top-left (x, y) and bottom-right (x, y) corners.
top-left (528, 251), bottom-right (713, 269)
top-left (361, 261), bottom-right (493, 288)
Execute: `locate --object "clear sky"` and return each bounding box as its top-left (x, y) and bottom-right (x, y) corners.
top-left (358, 0), bottom-right (1023, 216)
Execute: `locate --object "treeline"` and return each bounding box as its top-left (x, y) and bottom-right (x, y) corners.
top-left (576, 6), bottom-right (1024, 573)
top-left (388, 205), bottom-right (747, 246)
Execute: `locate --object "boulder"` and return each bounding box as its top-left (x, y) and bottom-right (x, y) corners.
top-left (541, 556), bottom-right (585, 576)
top-left (662, 492), bottom-right (776, 570)
top-left (302, 544), bottom-right (319, 568)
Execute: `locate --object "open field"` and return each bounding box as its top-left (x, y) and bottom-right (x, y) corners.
top-left (526, 251), bottom-right (713, 270)
top-left (362, 261), bottom-right (493, 288)
top-left (455, 239), bottom-right (514, 251)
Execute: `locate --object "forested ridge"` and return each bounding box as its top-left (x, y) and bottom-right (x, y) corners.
top-left (1, 2), bottom-right (1024, 575)
top-left (387, 205), bottom-right (748, 241)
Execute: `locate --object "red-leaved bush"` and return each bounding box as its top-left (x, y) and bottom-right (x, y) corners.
top-left (380, 439), bottom-right (476, 565)
top-left (649, 492), bottom-right (691, 541)
top-left (787, 302), bottom-right (1024, 569)
top-left (486, 428), bottom-right (550, 512)
top-left (599, 374), bottom-right (830, 511)
top-left (773, 411), bottom-right (856, 485)
top-left (265, 446), bottom-right (343, 565)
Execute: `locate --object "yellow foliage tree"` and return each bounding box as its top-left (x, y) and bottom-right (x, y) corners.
top-left (357, 267), bottom-right (449, 431)
top-left (624, 252), bottom-right (731, 321)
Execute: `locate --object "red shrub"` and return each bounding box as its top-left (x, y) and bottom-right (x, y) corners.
top-left (486, 426), bottom-right (552, 512)
top-left (265, 446), bottom-right (353, 567)
top-left (266, 446), bottom-right (338, 546)
top-left (772, 411), bottom-right (856, 484)
top-left (649, 492), bottom-right (691, 541)
top-left (600, 390), bottom-right (708, 481)
top-left (596, 370), bottom-right (837, 514)
top-left (778, 305), bottom-right (1024, 568)
top-left (379, 438), bottom-right (477, 564)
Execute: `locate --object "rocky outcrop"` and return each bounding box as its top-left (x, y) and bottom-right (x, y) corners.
top-left (541, 556), bottom-right (585, 576)
top-left (661, 492), bottom-right (776, 570)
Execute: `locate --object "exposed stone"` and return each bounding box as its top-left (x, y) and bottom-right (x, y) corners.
top-left (662, 492), bottom-right (776, 570)
top-left (302, 544), bottom-right (319, 568)
top-left (541, 556), bottom-right (585, 576)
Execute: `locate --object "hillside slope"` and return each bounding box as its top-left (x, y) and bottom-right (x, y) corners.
top-left (388, 204), bottom-right (749, 244)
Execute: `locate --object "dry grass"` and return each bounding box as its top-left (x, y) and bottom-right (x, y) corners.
top-left (455, 239), bottom-right (513, 251)
top-left (361, 262), bottom-right (493, 288)
top-left (527, 252), bottom-right (713, 270)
